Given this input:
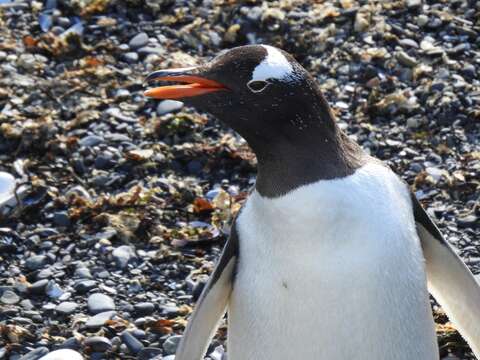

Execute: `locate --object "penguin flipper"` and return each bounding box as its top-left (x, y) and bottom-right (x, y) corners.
top-left (175, 223), bottom-right (239, 360)
top-left (411, 193), bottom-right (480, 357)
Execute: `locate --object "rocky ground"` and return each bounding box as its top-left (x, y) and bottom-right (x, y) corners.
top-left (0, 0), bottom-right (479, 359)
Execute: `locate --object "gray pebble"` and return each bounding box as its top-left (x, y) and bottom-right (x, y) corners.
top-left (25, 255), bottom-right (48, 271)
top-left (84, 336), bottom-right (112, 352)
top-left (112, 245), bottom-right (136, 269)
top-left (19, 347), bottom-right (49, 360)
top-left (38, 349), bottom-right (83, 360)
top-left (162, 335), bottom-right (182, 355)
top-left (85, 310), bottom-right (117, 329)
top-left (55, 302), bottom-right (77, 315)
top-left (52, 211), bottom-right (70, 227)
top-left (87, 293), bottom-right (115, 314)
top-left (29, 279), bottom-right (49, 295)
top-left (79, 135), bottom-right (104, 147)
top-left (134, 302), bottom-right (155, 316)
top-left (137, 347), bottom-right (163, 360)
top-left (157, 100), bottom-right (184, 116)
top-left (129, 32), bottom-right (149, 49)
top-left (122, 52), bottom-right (139, 64)
top-left (1, 290), bottom-right (20, 304)
top-left (121, 331), bottom-right (144, 354)
top-left (74, 279), bottom-right (97, 294)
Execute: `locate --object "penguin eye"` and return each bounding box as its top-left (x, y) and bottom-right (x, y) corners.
top-left (247, 80), bottom-right (270, 93)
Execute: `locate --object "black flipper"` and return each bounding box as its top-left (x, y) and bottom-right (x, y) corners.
top-left (175, 222), bottom-right (239, 360)
top-left (411, 193), bottom-right (480, 357)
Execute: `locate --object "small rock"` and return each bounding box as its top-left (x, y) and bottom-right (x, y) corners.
top-left (406, 0), bottom-right (421, 9)
top-left (396, 51), bottom-right (418, 67)
top-left (156, 100), bottom-right (184, 115)
top-left (79, 135), bottom-right (104, 147)
top-left (55, 302), bottom-right (78, 315)
top-left (162, 335), bottom-right (182, 355)
top-left (52, 211), bottom-right (70, 227)
top-left (19, 347), bottom-right (49, 360)
top-left (84, 336), bottom-right (112, 352)
top-left (458, 215), bottom-right (478, 228)
top-left (129, 32), bottom-right (149, 49)
top-left (29, 279), bottom-right (49, 295)
top-left (87, 293), bottom-right (115, 314)
top-left (74, 280), bottom-right (97, 294)
top-left (46, 281), bottom-right (63, 299)
top-left (85, 311), bottom-right (117, 329)
top-left (416, 14), bottom-right (429, 27)
top-left (25, 255), bottom-right (48, 271)
top-left (39, 349), bottom-right (83, 360)
top-left (123, 52), bottom-right (139, 64)
top-left (137, 347), bottom-right (163, 360)
top-left (112, 245), bottom-right (136, 269)
top-left (121, 331), bottom-right (144, 354)
top-left (1, 290), bottom-right (20, 304)
top-left (134, 302), bottom-right (155, 316)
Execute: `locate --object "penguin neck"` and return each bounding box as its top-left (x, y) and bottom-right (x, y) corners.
top-left (251, 103), bottom-right (366, 198)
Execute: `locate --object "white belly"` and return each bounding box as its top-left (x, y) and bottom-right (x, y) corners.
top-left (228, 163), bottom-right (438, 360)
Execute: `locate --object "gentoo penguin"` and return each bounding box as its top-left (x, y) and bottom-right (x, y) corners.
top-left (144, 45), bottom-right (480, 360)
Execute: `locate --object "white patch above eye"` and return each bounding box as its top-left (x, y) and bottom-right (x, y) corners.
top-left (251, 45), bottom-right (296, 82)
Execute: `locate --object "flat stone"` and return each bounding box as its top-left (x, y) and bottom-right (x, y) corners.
top-left (25, 255), bottom-right (48, 271)
top-left (1, 290), bottom-right (20, 304)
top-left (84, 336), bottom-right (112, 352)
top-left (137, 347), bottom-right (163, 360)
top-left (19, 347), bottom-right (49, 360)
top-left (29, 279), bottom-right (49, 295)
top-left (112, 245), bottom-right (136, 269)
top-left (156, 100), bottom-right (184, 116)
top-left (74, 280), bottom-right (97, 294)
top-left (79, 135), bottom-right (103, 147)
top-left (87, 293), bottom-right (115, 314)
top-left (55, 302), bottom-right (78, 315)
top-left (85, 311), bottom-right (117, 329)
top-left (134, 302), bottom-right (155, 316)
top-left (396, 51), bottom-right (418, 67)
top-left (38, 349), bottom-right (83, 360)
top-left (162, 335), bottom-right (182, 355)
top-left (129, 32), bottom-right (149, 49)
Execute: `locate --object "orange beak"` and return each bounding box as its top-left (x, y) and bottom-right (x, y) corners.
top-left (144, 68), bottom-right (227, 100)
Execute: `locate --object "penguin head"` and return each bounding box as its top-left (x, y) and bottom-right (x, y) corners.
top-left (145, 45), bottom-right (332, 149)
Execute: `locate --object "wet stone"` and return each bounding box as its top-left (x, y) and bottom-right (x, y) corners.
top-left (29, 279), bottom-right (49, 295)
top-left (134, 302), bottom-right (155, 316)
top-left (79, 135), bottom-right (104, 147)
top-left (74, 280), bottom-right (97, 294)
top-left (52, 211), bottom-right (70, 227)
top-left (137, 347), bottom-right (163, 360)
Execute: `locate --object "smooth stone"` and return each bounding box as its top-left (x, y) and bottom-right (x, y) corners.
top-left (85, 311), bottom-right (116, 329)
top-left (74, 280), bottom-right (97, 294)
top-left (59, 337), bottom-right (81, 350)
top-left (87, 293), bottom-right (115, 314)
top-left (38, 349), bottom-right (83, 360)
top-left (19, 347), bottom-right (49, 360)
top-left (0, 171), bottom-right (15, 205)
top-left (122, 52), bottom-right (139, 64)
top-left (52, 211), bottom-right (70, 227)
top-left (1, 290), bottom-right (20, 304)
top-left (156, 100), bottom-right (184, 115)
top-left (396, 51), bottom-right (418, 67)
top-left (79, 135), bottom-right (103, 147)
top-left (129, 32), bottom-right (149, 49)
top-left (74, 267), bottom-right (92, 279)
top-left (84, 336), bottom-right (112, 352)
top-left (162, 335), bottom-right (182, 355)
top-left (137, 347), bottom-right (162, 360)
top-left (25, 255), bottom-right (48, 271)
top-left (55, 302), bottom-right (78, 315)
top-left (112, 245), bottom-right (136, 269)
top-left (134, 302), bottom-right (155, 316)
top-left (29, 279), bottom-right (49, 294)
top-left (121, 331), bottom-right (144, 354)
top-left (45, 281), bottom-right (63, 299)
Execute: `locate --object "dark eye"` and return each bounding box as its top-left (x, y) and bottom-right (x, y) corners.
top-left (247, 80), bottom-right (269, 93)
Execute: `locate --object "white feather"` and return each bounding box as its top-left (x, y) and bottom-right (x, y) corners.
top-left (251, 45), bottom-right (296, 82)
top-left (230, 162), bottom-right (438, 360)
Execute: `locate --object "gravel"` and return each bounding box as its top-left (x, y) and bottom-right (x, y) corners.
top-left (0, 0), bottom-right (478, 359)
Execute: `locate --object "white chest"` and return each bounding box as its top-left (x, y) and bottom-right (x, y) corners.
top-left (228, 163), bottom-right (438, 360)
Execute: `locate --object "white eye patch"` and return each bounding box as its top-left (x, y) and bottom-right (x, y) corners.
top-left (250, 45), bottom-right (297, 83)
